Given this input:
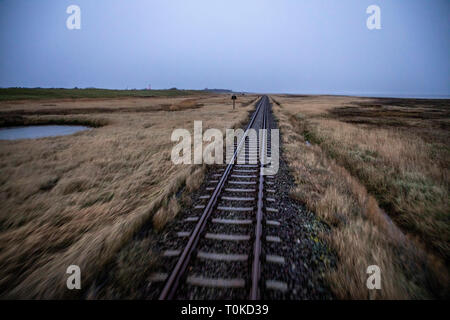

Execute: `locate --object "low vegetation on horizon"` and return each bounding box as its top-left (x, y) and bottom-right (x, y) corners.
top-left (0, 87), bottom-right (202, 101)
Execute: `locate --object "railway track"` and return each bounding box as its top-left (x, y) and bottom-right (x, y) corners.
top-left (150, 96), bottom-right (287, 299)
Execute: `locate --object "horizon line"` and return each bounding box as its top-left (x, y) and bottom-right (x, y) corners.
top-left (1, 86), bottom-right (449, 100)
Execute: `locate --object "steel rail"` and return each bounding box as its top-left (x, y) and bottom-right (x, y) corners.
top-left (158, 96), bottom-right (267, 300)
top-left (249, 98), bottom-right (268, 300)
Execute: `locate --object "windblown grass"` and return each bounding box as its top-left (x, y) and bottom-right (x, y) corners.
top-left (306, 119), bottom-right (449, 260)
top-left (271, 95), bottom-right (449, 299)
top-left (0, 94), bottom-right (256, 298)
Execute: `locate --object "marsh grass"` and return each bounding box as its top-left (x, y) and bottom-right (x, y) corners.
top-left (307, 118), bottom-right (449, 260)
top-left (169, 98), bottom-right (204, 111)
top-left (0, 94), bottom-right (256, 298)
top-left (271, 95), bottom-right (449, 299)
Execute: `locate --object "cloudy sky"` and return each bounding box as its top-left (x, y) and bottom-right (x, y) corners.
top-left (0, 0), bottom-right (449, 97)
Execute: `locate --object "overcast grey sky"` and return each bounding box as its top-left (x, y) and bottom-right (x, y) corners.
top-left (0, 0), bottom-right (449, 97)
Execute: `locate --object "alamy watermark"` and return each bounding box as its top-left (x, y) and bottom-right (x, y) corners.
top-left (366, 265), bottom-right (381, 290)
top-left (66, 5), bottom-right (81, 30)
top-left (171, 121), bottom-right (279, 175)
top-left (66, 265), bottom-right (81, 290)
top-left (66, 5), bottom-right (380, 31)
top-left (366, 5), bottom-right (381, 30)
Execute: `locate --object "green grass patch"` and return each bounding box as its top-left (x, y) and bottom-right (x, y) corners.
top-left (0, 88), bottom-right (201, 101)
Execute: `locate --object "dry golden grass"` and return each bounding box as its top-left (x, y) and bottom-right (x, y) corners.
top-left (310, 119), bottom-right (449, 257)
top-left (271, 95), bottom-right (449, 299)
top-left (168, 98), bottom-right (204, 111)
top-left (0, 94), bottom-right (256, 299)
top-left (0, 95), bottom-right (203, 112)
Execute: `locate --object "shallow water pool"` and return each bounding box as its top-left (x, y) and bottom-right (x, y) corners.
top-left (0, 125), bottom-right (91, 140)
